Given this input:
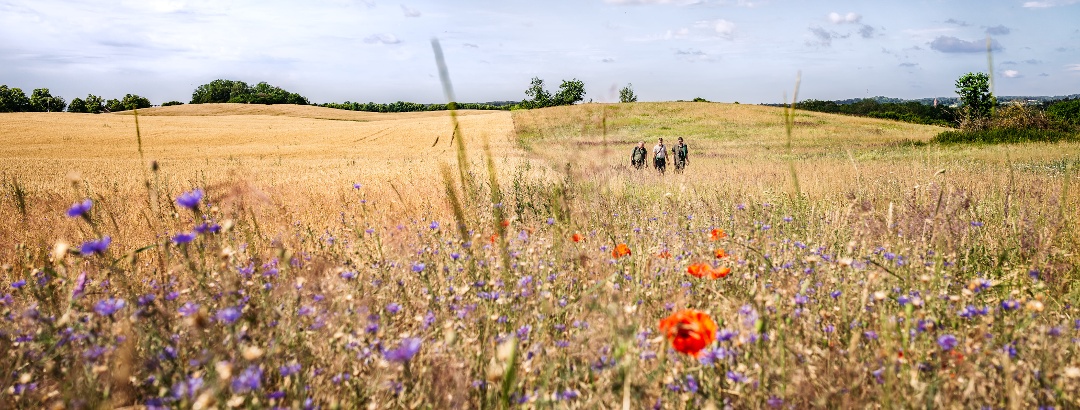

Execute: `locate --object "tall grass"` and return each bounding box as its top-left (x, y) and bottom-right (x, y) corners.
top-left (1, 91), bottom-right (1079, 408)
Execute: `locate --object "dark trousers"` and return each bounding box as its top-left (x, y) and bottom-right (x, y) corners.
top-left (654, 157), bottom-right (666, 173)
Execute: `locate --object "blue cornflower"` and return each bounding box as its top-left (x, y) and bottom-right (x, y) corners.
top-left (864, 331), bottom-right (879, 340)
top-left (171, 375), bottom-right (203, 400)
top-left (10, 279), bottom-right (25, 289)
top-left (411, 263), bottom-right (425, 273)
top-left (353, 183), bottom-right (362, 189)
top-left (383, 337), bottom-right (422, 363)
top-left (216, 306), bottom-right (242, 324)
top-left (71, 271), bottom-right (88, 299)
top-left (429, 221), bottom-right (439, 230)
top-left (830, 290), bottom-right (842, 299)
top-left (1001, 299), bottom-right (1020, 311)
top-left (546, 218), bottom-right (555, 225)
top-left (726, 371), bottom-right (748, 383)
top-left (66, 199), bottom-right (92, 218)
top-left (970, 221), bottom-right (984, 227)
top-left (172, 232), bottom-right (196, 244)
top-left (231, 365), bottom-right (262, 394)
top-left (937, 334), bottom-right (958, 351)
top-left (193, 223), bottom-right (221, 234)
top-left (558, 390), bottom-right (579, 400)
top-left (175, 189), bottom-right (204, 210)
top-left (280, 362), bottom-right (302, 377)
top-left (178, 302), bottom-right (199, 316)
top-left (94, 298), bottom-right (126, 316)
top-left (767, 396), bottom-right (784, 408)
top-left (137, 294), bottom-right (155, 307)
top-left (794, 294), bottom-right (809, 305)
top-left (386, 303), bottom-right (401, 314)
top-left (79, 237), bottom-right (111, 256)
top-left (340, 270), bottom-right (357, 280)
top-left (516, 325), bottom-right (532, 341)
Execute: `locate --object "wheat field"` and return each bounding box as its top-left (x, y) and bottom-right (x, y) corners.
top-left (2, 102), bottom-right (1079, 409)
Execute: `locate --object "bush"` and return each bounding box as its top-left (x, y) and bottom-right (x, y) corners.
top-left (162, 101), bottom-right (184, 107)
top-left (933, 128), bottom-right (1077, 144)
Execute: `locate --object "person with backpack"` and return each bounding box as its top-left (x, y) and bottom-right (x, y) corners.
top-left (672, 137), bottom-right (689, 173)
top-left (653, 137), bottom-right (667, 174)
top-left (631, 141), bottom-right (647, 169)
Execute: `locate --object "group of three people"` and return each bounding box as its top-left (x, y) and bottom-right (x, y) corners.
top-left (632, 137), bottom-right (688, 174)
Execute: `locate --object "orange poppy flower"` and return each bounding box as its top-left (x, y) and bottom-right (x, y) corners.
top-left (489, 234), bottom-right (498, 244)
top-left (713, 248), bottom-right (727, 259)
top-left (709, 228), bottom-right (726, 241)
top-left (612, 243), bottom-right (631, 258)
top-left (658, 309), bottom-right (718, 357)
top-left (687, 262), bottom-right (710, 278)
top-left (571, 233), bottom-right (583, 243)
top-left (708, 266), bottom-right (731, 279)
top-left (657, 250), bottom-right (672, 259)
top-left (501, 219), bottom-right (510, 228)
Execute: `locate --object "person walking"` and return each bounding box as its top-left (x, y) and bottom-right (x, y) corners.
top-left (631, 141), bottom-right (647, 169)
top-left (672, 137), bottom-right (689, 173)
top-left (653, 137), bottom-right (667, 175)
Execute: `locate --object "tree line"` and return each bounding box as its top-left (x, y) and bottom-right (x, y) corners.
top-left (1, 85), bottom-right (153, 113)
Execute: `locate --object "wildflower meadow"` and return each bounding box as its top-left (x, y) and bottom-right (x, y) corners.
top-left (1, 100), bottom-right (1079, 409)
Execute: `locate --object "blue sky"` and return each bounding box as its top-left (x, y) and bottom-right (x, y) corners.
top-left (1, 0), bottom-right (1078, 105)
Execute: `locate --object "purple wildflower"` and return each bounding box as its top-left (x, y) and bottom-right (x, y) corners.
top-left (71, 271), bottom-right (88, 299)
top-left (178, 302), bottom-right (200, 316)
top-left (386, 303), bottom-right (401, 314)
top-left (383, 337), bottom-right (422, 363)
top-left (175, 189), bottom-right (204, 210)
top-left (66, 199), bottom-right (92, 218)
top-left (137, 294), bottom-right (155, 307)
top-left (11, 279), bottom-right (25, 289)
top-left (216, 306), bottom-right (242, 324)
top-left (937, 334), bottom-right (958, 351)
top-left (172, 375), bottom-right (203, 400)
top-left (193, 223), bottom-right (220, 234)
top-left (794, 294), bottom-right (809, 305)
top-left (280, 362), bottom-right (302, 377)
top-left (94, 298), bottom-right (126, 316)
top-left (411, 262), bottom-right (425, 273)
top-left (726, 371), bottom-right (748, 383)
top-left (231, 365), bottom-right (262, 394)
top-left (830, 290), bottom-right (842, 299)
top-left (79, 236), bottom-right (111, 256)
top-left (558, 390), bottom-right (579, 400)
top-left (172, 232), bottom-right (196, 244)
top-left (516, 325), bottom-right (532, 341)
top-left (1001, 299), bottom-right (1020, 311)
top-left (340, 270), bottom-right (357, 280)
top-left (429, 221), bottom-right (439, 230)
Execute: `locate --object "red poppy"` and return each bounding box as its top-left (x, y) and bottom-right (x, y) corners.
top-left (501, 219), bottom-right (510, 228)
top-left (657, 250), bottom-right (672, 259)
top-left (612, 243), bottom-right (631, 258)
top-left (713, 248), bottom-right (727, 259)
top-left (687, 263), bottom-right (710, 278)
top-left (709, 228), bottom-right (726, 241)
top-left (658, 309), bottom-right (718, 357)
top-left (708, 266), bottom-right (731, 279)
top-left (571, 233), bottom-right (583, 243)
top-left (489, 234), bottom-right (498, 245)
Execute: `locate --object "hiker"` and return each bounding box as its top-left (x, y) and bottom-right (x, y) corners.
top-left (653, 137), bottom-right (667, 174)
top-left (672, 137), bottom-right (689, 173)
top-left (631, 141), bottom-right (647, 169)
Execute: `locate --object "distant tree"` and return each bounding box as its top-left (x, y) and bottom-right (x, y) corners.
top-left (619, 83), bottom-right (638, 103)
top-left (1046, 99), bottom-right (1080, 126)
top-left (30, 88), bottom-right (66, 112)
top-left (692, 97), bottom-right (708, 103)
top-left (191, 79), bottom-right (251, 104)
top-left (120, 94), bottom-right (152, 110)
top-left (83, 94), bottom-right (106, 114)
top-left (0, 85), bottom-right (31, 112)
top-left (523, 77), bottom-right (552, 109)
top-left (105, 98), bottom-right (124, 112)
top-left (162, 101), bottom-right (184, 107)
top-left (68, 97), bottom-right (86, 113)
top-left (552, 79), bottom-right (586, 106)
top-left (955, 72), bottom-right (995, 122)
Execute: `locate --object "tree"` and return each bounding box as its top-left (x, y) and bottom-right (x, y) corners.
top-left (68, 97), bottom-right (86, 113)
top-left (552, 79), bottom-right (586, 106)
top-left (30, 88), bottom-right (67, 112)
top-left (120, 94), bottom-right (152, 110)
top-left (955, 72), bottom-right (995, 122)
top-left (523, 77), bottom-right (551, 109)
top-left (619, 83), bottom-right (638, 103)
top-left (0, 85), bottom-right (31, 112)
top-left (105, 98), bottom-right (124, 112)
top-left (191, 79), bottom-right (251, 104)
top-left (83, 94), bottom-right (105, 114)
top-left (162, 101), bottom-right (184, 107)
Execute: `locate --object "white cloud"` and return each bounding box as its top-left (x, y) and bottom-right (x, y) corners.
top-left (400, 5), bottom-right (421, 17)
top-left (604, 0), bottom-right (690, 4)
top-left (364, 34), bottom-right (401, 45)
top-left (828, 12), bottom-right (862, 24)
top-left (1003, 69), bottom-right (1020, 78)
top-left (1022, 0), bottom-right (1080, 7)
top-left (694, 19), bottom-right (736, 39)
top-left (1068, 64), bottom-right (1080, 71)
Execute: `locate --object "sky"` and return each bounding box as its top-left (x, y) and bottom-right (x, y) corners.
top-left (1, 0), bottom-right (1078, 105)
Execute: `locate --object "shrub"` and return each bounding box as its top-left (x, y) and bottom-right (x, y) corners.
top-left (933, 127), bottom-right (1077, 144)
